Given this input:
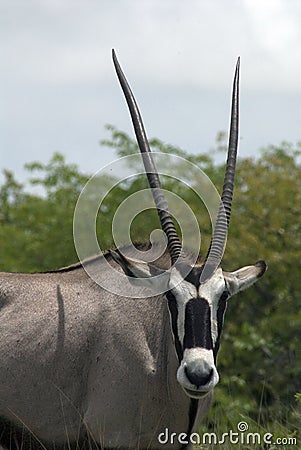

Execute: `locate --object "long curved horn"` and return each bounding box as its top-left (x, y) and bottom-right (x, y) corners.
top-left (202, 57), bottom-right (240, 281)
top-left (112, 49), bottom-right (182, 264)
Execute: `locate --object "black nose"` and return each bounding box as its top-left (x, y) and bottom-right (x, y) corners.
top-left (184, 362), bottom-right (214, 387)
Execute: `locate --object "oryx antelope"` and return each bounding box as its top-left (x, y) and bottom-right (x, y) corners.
top-left (0, 51), bottom-right (266, 450)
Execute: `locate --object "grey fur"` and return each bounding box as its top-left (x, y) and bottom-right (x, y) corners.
top-left (0, 246), bottom-right (266, 449)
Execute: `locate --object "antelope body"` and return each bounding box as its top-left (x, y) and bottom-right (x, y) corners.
top-left (0, 52), bottom-right (266, 450)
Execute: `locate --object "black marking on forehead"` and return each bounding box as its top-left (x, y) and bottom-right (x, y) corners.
top-left (184, 297), bottom-right (213, 350)
top-left (176, 262), bottom-right (204, 289)
top-left (166, 291), bottom-right (183, 362)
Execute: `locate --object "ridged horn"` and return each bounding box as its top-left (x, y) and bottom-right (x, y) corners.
top-left (202, 57), bottom-right (240, 282)
top-left (112, 49), bottom-right (182, 265)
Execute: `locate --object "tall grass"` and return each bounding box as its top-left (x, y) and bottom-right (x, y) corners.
top-left (194, 392), bottom-right (301, 450)
top-left (1, 394), bottom-right (300, 449)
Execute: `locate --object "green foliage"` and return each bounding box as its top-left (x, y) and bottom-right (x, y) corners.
top-left (101, 124), bottom-right (214, 170)
top-left (0, 128), bottom-right (300, 443)
top-left (0, 153), bottom-right (88, 271)
top-left (201, 140), bottom-right (301, 443)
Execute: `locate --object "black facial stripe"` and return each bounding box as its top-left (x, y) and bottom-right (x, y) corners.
top-left (166, 291), bottom-right (183, 362)
top-left (214, 291), bottom-right (228, 357)
top-left (184, 297), bottom-right (213, 350)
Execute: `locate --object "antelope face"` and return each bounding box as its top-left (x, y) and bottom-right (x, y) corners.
top-left (166, 261), bottom-right (266, 398)
top-left (111, 251), bottom-right (266, 399)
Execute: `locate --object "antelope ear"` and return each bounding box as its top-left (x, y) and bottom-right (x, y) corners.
top-left (223, 260), bottom-right (267, 296)
top-left (110, 249), bottom-right (170, 290)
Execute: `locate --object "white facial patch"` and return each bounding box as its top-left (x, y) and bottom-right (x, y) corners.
top-left (167, 267), bottom-right (227, 356)
top-left (198, 268), bottom-right (226, 345)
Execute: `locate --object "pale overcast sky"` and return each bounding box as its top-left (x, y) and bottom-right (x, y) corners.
top-left (1, 0), bottom-right (300, 185)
